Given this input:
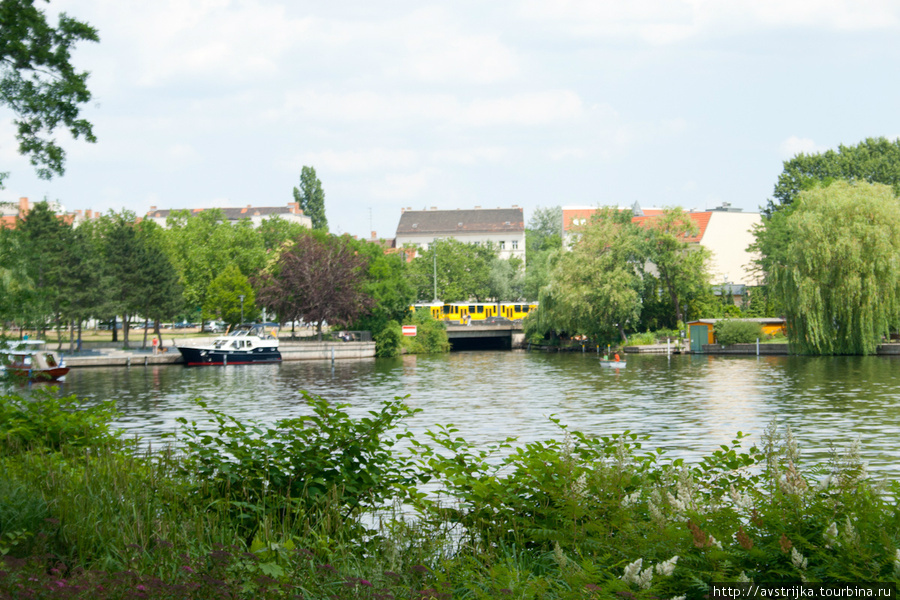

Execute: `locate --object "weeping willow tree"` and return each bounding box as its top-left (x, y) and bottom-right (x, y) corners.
top-left (766, 180), bottom-right (900, 355)
top-left (526, 208), bottom-right (644, 342)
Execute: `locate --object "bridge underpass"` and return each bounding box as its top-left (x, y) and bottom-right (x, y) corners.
top-left (445, 324), bottom-right (525, 351)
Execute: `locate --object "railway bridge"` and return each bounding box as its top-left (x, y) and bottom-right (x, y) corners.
top-left (445, 323), bottom-right (525, 350)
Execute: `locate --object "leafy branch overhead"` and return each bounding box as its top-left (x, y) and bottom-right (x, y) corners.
top-left (0, 0), bottom-right (99, 179)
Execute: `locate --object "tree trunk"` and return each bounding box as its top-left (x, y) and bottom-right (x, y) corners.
top-left (123, 314), bottom-right (130, 349)
top-left (618, 322), bottom-right (627, 342)
top-left (112, 315), bottom-right (118, 342)
top-left (317, 321), bottom-right (323, 341)
top-left (142, 317), bottom-right (149, 349)
top-left (69, 320), bottom-right (75, 354)
top-left (154, 319), bottom-right (163, 347)
top-left (77, 321), bottom-right (83, 352)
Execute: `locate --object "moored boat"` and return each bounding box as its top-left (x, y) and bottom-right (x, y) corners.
top-left (0, 340), bottom-right (70, 381)
top-left (176, 324), bottom-right (281, 366)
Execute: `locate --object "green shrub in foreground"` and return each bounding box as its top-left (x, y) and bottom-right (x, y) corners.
top-left (714, 319), bottom-right (763, 345)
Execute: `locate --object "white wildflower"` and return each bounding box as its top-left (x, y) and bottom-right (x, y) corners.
top-left (571, 473), bottom-right (587, 500)
top-left (841, 516), bottom-right (860, 547)
top-left (667, 491), bottom-right (687, 515)
top-left (736, 571), bottom-right (752, 583)
top-left (622, 491), bottom-right (641, 508)
top-left (636, 566), bottom-right (654, 590)
top-left (655, 555), bottom-right (679, 577)
top-left (668, 596), bottom-right (686, 600)
top-left (783, 424), bottom-right (799, 463)
top-left (791, 547), bottom-right (808, 571)
top-left (824, 522), bottom-right (839, 549)
top-left (816, 474), bottom-right (832, 491)
top-left (649, 497), bottom-right (666, 525)
top-left (553, 541), bottom-right (567, 569)
top-left (779, 462), bottom-right (808, 496)
top-left (709, 535), bottom-right (723, 549)
top-left (621, 558), bottom-right (642, 584)
top-left (729, 484), bottom-right (753, 510)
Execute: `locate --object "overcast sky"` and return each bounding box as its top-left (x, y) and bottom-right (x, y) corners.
top-left (2, 0), bottom-right (899, 238)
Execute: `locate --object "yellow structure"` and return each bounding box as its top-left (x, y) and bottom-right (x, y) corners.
top-left (688, 318), bottom-right (786, 349)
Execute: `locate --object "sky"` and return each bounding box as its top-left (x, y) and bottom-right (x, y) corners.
top-left (2, 0), bottom-right (900, 239)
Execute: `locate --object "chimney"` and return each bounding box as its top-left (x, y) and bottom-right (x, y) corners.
top-left (474, 206), bottom-right (481, 209)
top-left (149, 205), bottom-right (157, 212)
top-left (371, 231), bottom-right (377, 240)
top-left (511, 204), bottom-right (519, 208)
top-left (401, 208), bottom-right (405, 213)
top-left (86, 210), bottom-right (93, 219)
top-left (430, 206), bottom-right (437, 210)
top-left (18, 197), bottom-right (29, 216)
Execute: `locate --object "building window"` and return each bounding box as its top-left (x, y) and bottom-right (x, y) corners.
top-left (511, 240), bottom-right (518, 250)
top-left (500, 241), bottom-right (506, 250)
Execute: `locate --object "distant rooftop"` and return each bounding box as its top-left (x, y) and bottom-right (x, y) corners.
top-left (396, 206), bottom-right (524, 235)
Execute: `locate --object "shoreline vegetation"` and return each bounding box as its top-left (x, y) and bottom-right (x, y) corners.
top-left (1, 390), bottom-right (898, 599)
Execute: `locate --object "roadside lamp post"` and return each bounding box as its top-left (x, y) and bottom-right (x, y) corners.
top-left (239, 295), bottom-right (245, 324)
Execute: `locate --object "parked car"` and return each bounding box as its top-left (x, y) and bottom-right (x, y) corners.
top-left (202, 321), bottom-right (226, 333)
top-left (173, 321), bottom-right (194, 329)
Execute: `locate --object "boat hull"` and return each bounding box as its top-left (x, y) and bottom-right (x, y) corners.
top-left (3, 366), bottom-right (70, 381)
top-left (599, 360), bottom-right (626, 368)
top-left (177, 346), bottom-right (281, 366)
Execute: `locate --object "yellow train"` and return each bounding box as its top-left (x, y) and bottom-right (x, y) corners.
top-left (410, 302), bottom-right (538, 323)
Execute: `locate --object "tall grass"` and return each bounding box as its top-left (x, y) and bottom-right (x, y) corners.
top-left (1, 390), bottom-right (899, 599)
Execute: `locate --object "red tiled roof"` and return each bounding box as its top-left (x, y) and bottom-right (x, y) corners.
top-left (632, 211), bottom-right (710, 243)
top-left (563, 207), bottom-right (709, 242)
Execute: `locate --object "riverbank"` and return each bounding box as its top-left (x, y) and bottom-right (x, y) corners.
top-left (60, 340), bottom-right (376, 368)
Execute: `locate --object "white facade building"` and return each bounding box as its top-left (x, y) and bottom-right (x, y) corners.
top-left (145, 202), bottom-right (312, 229)
top-left (394, 207), bottom-right (526, 261)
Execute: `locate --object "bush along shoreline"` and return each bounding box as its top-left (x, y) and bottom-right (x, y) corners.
top-left (1, 390), bottom-right (899, 599)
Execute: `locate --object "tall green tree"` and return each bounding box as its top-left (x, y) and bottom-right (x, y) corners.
top-left (640, 208), bottom-right (712, 326)
top-left (0, 0), bottom-right (99, 180)
top-left (293, 166), bottom-right (328, 231)
top-left (764, 181), bottom-right (900, 355)
top-left (488, 255), bottom-right (524, 302)
top-left (526, 205), bottom-right (562, 254)
top-left (14, 200), bottom-right (70, 336)
top-left (98, 211), bottom-right (146, 348)
top-left (203, 264), bottom-right (257, 327)
top-left (767, 137), bottom-right (900, 215)
top-left (134, 220), bottom-right (183, 347)
top-left (350, 240), bottom-right (416, 336)
top-left (406, 238), bottom-right (495, 302)
top-left (545, 207), bottom-right (644, 341)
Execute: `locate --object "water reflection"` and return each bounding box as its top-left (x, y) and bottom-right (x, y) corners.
top-left (10, 352), bottom-right (900, 478)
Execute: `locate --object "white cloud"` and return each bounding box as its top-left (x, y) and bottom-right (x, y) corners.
top-left (779, 136), bottom-right (827, 158)
top-left (274, 89), bottom-right (584, 127)
top-left (371, 170), bottom-right (434, 200)
top-left (295, 148), bottom-right (419, 173)
top-left (548, 147), bottom-right (586, 161)
top-left (396, 8), bottom-right (519, 84)
top-left (431, 147), bottom-right (510, 165)
top-left (518, 0), bottom-right (900, 43)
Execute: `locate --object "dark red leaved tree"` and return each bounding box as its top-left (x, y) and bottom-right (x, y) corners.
top-left (255, 234), bottom-right (374, 340)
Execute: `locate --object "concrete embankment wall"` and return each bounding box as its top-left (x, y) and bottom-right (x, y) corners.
top-left (702, 343), bottom-right (789, 355)
top-left (63, 341), bottom-right (375, 368)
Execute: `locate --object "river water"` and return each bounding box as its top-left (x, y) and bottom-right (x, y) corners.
top-left (14, 351), bottom-right (900, 479)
